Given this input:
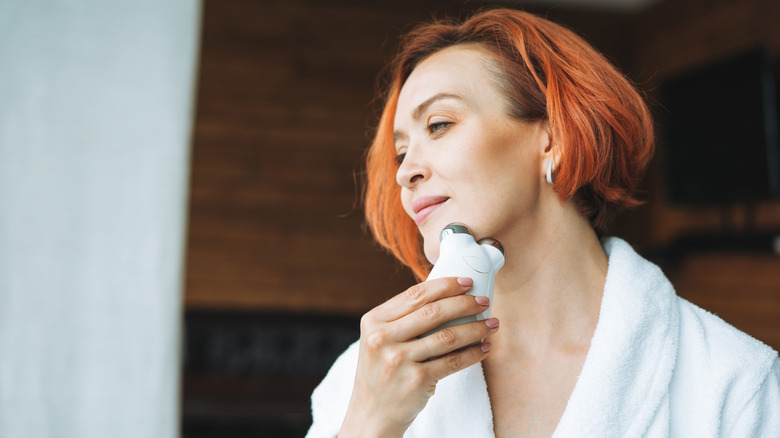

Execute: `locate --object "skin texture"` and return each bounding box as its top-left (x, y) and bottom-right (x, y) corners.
top-left (341, 44), bottom-right (608, 437)
top-left (393, 45), bottom-right (547, 264)
top-left (340, 277), bottom-right (498, 437)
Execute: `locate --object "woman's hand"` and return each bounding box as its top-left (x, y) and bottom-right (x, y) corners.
top-left (339, 277), bottom-right (500, 438)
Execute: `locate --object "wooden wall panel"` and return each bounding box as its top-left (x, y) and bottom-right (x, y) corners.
top-left (185, 0), bottom-right (427, 313)
top-left (184, 0), bottom-right (635, 314)
top-left (670, 254), bottom-right (780, 349)
top-left (624, 0), bottom-right (780, 351)
top-left (186, 0), bottom-right (779, 337)
top-left (613, 0), bottom-right (780, 247)
top-left (182, 3), bottom-right (778, 434)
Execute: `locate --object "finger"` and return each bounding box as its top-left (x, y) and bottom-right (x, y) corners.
top-left (389, 294), bottom-right (490, 341)
top-left (420, 341), bottom-right (494, 382)
top-left (372, 277), bottom-right (473, 323)
top-left (408, 318), bottom-right (499, 362)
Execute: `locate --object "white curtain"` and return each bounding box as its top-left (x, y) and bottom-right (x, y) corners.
top-left (0, 0), bottom-right (200, 437)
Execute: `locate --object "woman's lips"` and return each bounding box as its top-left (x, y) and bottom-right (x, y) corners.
top-left (412, 196), bottom-right (449, 225)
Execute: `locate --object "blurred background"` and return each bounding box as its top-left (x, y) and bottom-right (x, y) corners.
top-left (182, 0), bottom-right (780, 435)
top-left (1, 0), bottom-right (779, 437)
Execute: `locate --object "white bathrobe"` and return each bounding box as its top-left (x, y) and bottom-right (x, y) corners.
top-left (307, 238), bottom-right (780, 437)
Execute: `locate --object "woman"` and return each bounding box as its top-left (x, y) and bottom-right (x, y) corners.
top-left (307, 8), bottom-right (780, 437)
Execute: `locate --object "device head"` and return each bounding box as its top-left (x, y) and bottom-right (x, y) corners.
top-left (439, 222), bottom-right (505, 257)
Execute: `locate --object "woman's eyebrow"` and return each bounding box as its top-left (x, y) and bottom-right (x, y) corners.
top-left (394, 93), bottom-right (463, 145)
top-left (411, 93), bottom-right (462, 120)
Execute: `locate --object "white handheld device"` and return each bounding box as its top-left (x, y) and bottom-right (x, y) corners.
top-left (421, 223), bottom-right (505, 338)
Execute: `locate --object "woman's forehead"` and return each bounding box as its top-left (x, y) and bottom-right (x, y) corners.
top-left (395, 45), bottom-right (503, 120)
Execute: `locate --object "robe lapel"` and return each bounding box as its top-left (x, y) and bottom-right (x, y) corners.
top-left (552, 238), bottom-right (679, 437)
top-left (408, 360), bottom-right (495, 437)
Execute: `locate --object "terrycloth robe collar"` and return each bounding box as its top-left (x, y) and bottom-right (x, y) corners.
top-left (409, 237), bottom-right (680, 437)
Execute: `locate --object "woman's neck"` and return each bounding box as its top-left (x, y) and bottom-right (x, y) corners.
top-left (487, 203), bottom-right (607, 359)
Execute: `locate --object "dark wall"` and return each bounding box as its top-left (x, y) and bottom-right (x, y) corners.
top-left (615, 0), bottom-right (780, 245)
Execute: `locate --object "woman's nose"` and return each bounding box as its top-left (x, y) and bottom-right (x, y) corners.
top-left (395, 149), bottom-right (429, 188)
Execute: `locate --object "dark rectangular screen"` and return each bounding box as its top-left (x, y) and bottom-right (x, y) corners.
top-left (660, 47), bottom-right (780, 205)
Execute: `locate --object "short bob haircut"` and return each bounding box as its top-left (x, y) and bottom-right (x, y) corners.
top-left (364, 8), bottom-right (654, 280)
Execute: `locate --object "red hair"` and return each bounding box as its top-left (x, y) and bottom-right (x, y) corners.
top-left (364, 9), bottom-right (654, 280)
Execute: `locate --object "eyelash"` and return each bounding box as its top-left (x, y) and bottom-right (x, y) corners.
top-left (428, 121), bottom-right (452, 135)
top-left (395, 121), bottom-right (453, 166)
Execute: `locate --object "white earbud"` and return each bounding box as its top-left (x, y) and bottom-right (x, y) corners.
top-left (546, 159), bottom-right (554, 184)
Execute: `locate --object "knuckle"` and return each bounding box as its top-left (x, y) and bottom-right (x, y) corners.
top-left (383, 349), bottom-right (406, 370)
top-left (437, 328), bottom-right (457, 347)
top-left (364, 329), bottom-right (388, 352)
top-left (359, 312), bottom-right (375, 332)
top-left (446, 352), bottom-right (463, 371)
top-left (409, 367), bottom-right (428, 387)
top-left (404, 283), bottom-right (426, 303)
top-left (420, 302), bottom-right (440, 320)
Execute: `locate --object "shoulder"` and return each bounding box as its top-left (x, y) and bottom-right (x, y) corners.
top-left (671, 297), bottom-right (780, 434)
top-left (602, 236), bottom-right (777, 382)
top-left (601, 237), bottom-right (780, 433)
top-left (306, 341), bottom-right (360, 438)
top-left (676, 296), bottom-right (777, 380)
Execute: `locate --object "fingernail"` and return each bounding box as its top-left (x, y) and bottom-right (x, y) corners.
top-left (485, 318), bottom-right (499, 329)
top-left (457, 277), bottom-right (473, 287)
top-left (474, 295), bottom-right (490, 306)
top-left (480, 342), bottom-right (492, 353)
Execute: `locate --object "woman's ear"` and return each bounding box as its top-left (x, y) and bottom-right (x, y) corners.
top-left (542, 119), bottom-right (553, 155)
top-left (540, 120), bottom-right (558, 183)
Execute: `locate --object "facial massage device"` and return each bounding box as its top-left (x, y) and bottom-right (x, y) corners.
top-left (421, 223), bottom-right (505, 338)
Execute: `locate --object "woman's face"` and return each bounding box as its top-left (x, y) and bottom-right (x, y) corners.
top-left (393, 44), bottom-right (551, 263)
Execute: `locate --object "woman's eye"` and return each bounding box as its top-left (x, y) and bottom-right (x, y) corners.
top-left (395, 152), bottom-right (406, 166)
top-left (428, 121), bottom-right (452, 135)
